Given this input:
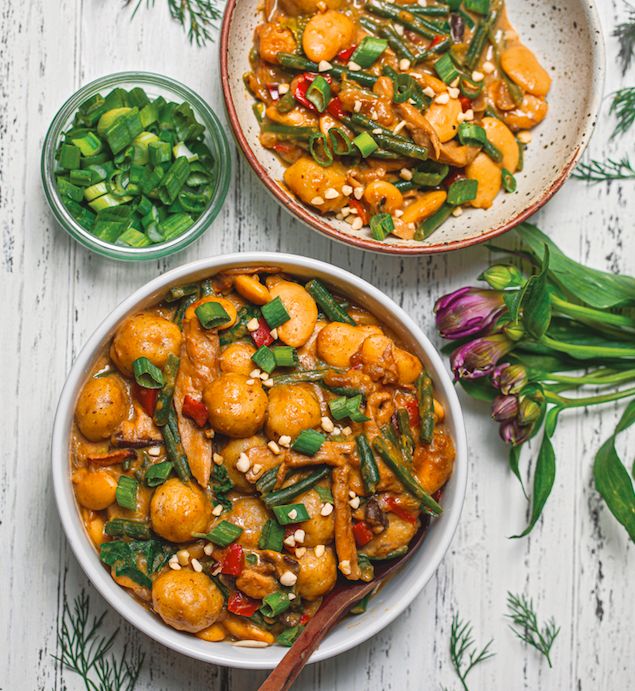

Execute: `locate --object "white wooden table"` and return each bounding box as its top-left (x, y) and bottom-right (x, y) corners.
top-left (2, 1), bottom-right (633, 689)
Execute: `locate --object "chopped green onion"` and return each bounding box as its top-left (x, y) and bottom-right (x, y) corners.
top-left (145, 461), bottom-right (174, 487)
top-left (258, 519), bottom-right (285, 551)
top-left (59, 143), bottom-right (81, 169)
top-left (291, 429), bottom-right (325, 456)
top-left (464, 0), bottom-right (489, 14)
top-left (252, 345), bottom-right (277, 373)
top-left (132, 357), bottom-right (165, 389)
top-left (305, 279), bottom-right (355, 325)
top-left (502, 168), bottom-right (517, 193)
top-left (306, 75), bottom-right (331, 113)
top-left (309, 132), bottom-right (334, 167)
top-left (356, 434), bottom-right (380, 494)
top-left (148, 141), bottom-right (172, 166)
top-left (83, 181), bottom-right (108, 202)
top-left (104, 518), bottom-right (151, 540)
top-left (195, 301), bottom-right (231, 329)
top-left (71, 132), bottom-right (103, 157)
top-left (261, 296), bottom-right (291, 329)
top-left (160, 212), bottom-right (194, 241)
top-left (447, 178), bottom-right (478, 205)
top-left (57, 178), bottom-right (84, 202)
top-left (314, 485), bottom-right (334, 504)
top-left (115, 227), bottom-right (151, 247)
top-left (277, 625), bottom-right (304, 647)
top-left (272, 346), bottom-right (298, 368)
top-left (370, 212), bottom-right (394, 241)
top-left (157, 157), bottom-right (190, 205)
top-left (260, 591), bottom-right (291, 617)
top-left (328, 127), bottom-right (354, 156)
top-left (194, 520), bottom-right (243, 547)
top-left (434, 53), bottom-right (460, 84)
top-left (272, 503), bottom-right (311, 525)
top-left (329, 394), bottom-right (370, 422)
top-left (412, 161), bottom-right (450, 187)
top-left (392, 73), bottom-right (417, 104)
top-left (352, 131), bottom-right (379, 158)
top-left (115, 475), bottom-right (138, 511)
top-left (460, 76), bottom-right (484, 100)
top-left (351, 36), bottom-right (388, 67)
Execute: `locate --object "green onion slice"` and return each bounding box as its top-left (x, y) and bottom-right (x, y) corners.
top-left (145, 461), bottom-right (174, 487)
top-left (392, 73), bottom-right (417, 104)
top-left (195, 301), bottom-right (231, 329)
top-left (308, 132), bottom-right (334, 167)
top-left (306, 76), bottom-right (332, 113)
top-left (193, 520), bottom-right (243, 547)
top-left (351, 36), bottom-right (388, 67)
top-left (328, 127), bottom-right (354, 156)
top-left (370, 212), bottom-right (394, 241)
top-left (258, 519), bottom-right (285, 551)
top-left (132, 357), bottom-right (164, 389)
top-left (252, 345), bottom-right (277, 373)
top-left (260, 591), bottom-right (291, 617)
top-left (352, 131), bottom-right (379, 158)
top-left (277, 625), bottom-right (304, 647)
top-left (434, 53), bottom-right (460, 84)
top-left (272, 503), bottom-right (311, 525)
top-left (115, 475), bottom-right (138, 511)
top-left (447, 178), bottom-right (478, 205)
top-left (291, 429), bottom-right (326, 456)
top-left (261, 296), bottom-right (291, 329)
top-left (272, 346), bottom-right (298, 368)
top-left (502, 168), bottom-right (517, 193)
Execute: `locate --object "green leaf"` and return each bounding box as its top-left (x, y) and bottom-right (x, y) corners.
top-left (512, 432), bottom-right (556, 538)
top-left (508, 444), bottom-right (527, 498)
top-left (520, 246), bottom-right (552, 338)
top-left (593, 399), bottom-right (635, 541)
top-left (459, 377), bottom-right (497, 402)
top-left (513, 223), bottom-right (635, 309)
top-left (544, 406), bottom-right (562, 438)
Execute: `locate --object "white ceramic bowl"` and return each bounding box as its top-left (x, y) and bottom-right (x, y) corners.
top-left (220, 0), bottom-right (605, 255)
top-left (52, 253), bottom-right (467, 669)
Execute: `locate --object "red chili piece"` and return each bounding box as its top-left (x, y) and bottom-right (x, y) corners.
top-left (251, 317), bottom-right (275, 347)
top-left (459, 96), bottom-right (472, 112)
top-left (430, 35), bottom-right (444, 48)
top-left (221, 543), bottom-right (245, 576)
top-left (336, 44), bottom-right (357, 62)
top-left (404, 397), bottom-right (421, 428)
top-left (384, 496), bottom-right (418, 524)
top-left (132, 383), bottom-right (159, 417)
top-left (352, 521), bottom-right (374, 547)
top-left (181, 395), bottom-right (209, 427)
top-left (227, 591), bottom-right (261, 617)
top-left (293, 72), bottom-right (334, 112)
top-left (326, 96), bottom-right (345, 120)
top-left (348, 198), bottom-right (370, 225)
top-left (299, 613), bottom-right (311, 626)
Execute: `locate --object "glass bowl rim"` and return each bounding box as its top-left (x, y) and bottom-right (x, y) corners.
top-left (41, 70), bottom-right (231, 261)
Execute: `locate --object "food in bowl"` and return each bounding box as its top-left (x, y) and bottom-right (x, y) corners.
top-left (244, 0), bottom-right (551, 242)
top-left (52, 85), bottom-right (219, 249)
top-left (70, 267), bottom-right (456, 647)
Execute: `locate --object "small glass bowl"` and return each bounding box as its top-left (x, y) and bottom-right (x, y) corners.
top-left (41, 71), bottom-right (231, 261)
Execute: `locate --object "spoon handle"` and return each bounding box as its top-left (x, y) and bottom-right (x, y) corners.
top-left (257, 584), bottom-right (372, 691)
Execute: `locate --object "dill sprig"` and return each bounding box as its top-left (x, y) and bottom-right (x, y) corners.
top-left (610, 87), bottom-right (635, 138)
top-left (506, 592), bottom-right (560, 668)
top-left (54, 591), bottom-right (145, 691)
top-left (614, 3), bottom-right (635, 75)
top-left (126, 0), bottom-right (223, 47)
top-left (448, 613), bottom-right (495, 691)
top-left (572, 156), bottom-right (635, 183)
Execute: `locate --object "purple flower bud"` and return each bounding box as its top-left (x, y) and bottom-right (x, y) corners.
top-left (491, 394), bottom-right (519, 422)
top-left (499, 420), bottom-right (533, 446)
top-left (491, 363), bottom-right (528, 395)
top-left (434, 287), bottom-right (506, 340)
top-left (450, 334), bottom-right (515, 380)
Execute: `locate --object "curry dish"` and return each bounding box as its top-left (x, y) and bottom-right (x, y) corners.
top-left (245, 0), bottom-right (551, 241)
top-left (71, 268), bottom-right (455, 646)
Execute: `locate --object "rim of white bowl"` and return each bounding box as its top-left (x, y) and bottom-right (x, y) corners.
top-left (52, 253), bottom-right (468, 669)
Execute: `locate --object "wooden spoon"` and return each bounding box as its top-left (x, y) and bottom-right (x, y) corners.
top-left (258, 519), bottom-right (430, 691)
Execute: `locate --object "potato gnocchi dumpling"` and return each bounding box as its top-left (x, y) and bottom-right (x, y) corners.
top-left (71, 269), bottom-right (455, 647)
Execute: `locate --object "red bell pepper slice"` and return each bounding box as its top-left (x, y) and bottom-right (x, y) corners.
top-left (299, 613), bottom-right (311, 626)
top-left (336, 45), bottom-right (357, 62)
top-left (459, 96), bottom-right (472, 112)
top-left (352, 521), bottom-right (374, 547)
top-left (251, 317), bottom-right (275, 347)
top-left (383, 496), bottom-right (418, 524)
top-left (404, 397), bottom-right (420, 428)
top-left (348, 198), bottom-right (370, 225)
top-left (326, 96), bottom-right (345, 120)
top-left (181, 395), bottom-right (209, 428)
top-left (132, 382), bottom-right (159, 417)
top-left (430, 35), bottom-right (444, 48)
top-left (227, 591), bottom-right (261, 617)
top-left (294, 72), bottom-right (334, 112)
top-left (221, 543), bottom-right (245, 576)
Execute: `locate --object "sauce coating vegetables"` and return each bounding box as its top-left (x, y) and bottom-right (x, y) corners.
top-left (70, 268), bottom-right (455, 645)
top-left (245, 0), bottom-right (550, 241)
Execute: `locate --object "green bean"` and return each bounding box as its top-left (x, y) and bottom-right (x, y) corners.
top-left (416, 373), bottom-right (435, 443)
top-left (165, 283), bottom-right (199, 303)
top-left (277, 52), bottom-right (378, 88)
top-left (162, 409), bottom-right (191, 481)
top-left (256, 465), bottom-right (281, 494)
top-left (414, 203), bottom-right (453, 241)
top-left (394, 179), bottom-right (416, 192)
top-left (343, 114), bottom-right (429, 161)
top-left (271, 368), bottom-right (342, 385)
top-left (263, 467), bottom-right (331, 507)
top-left (173, 293), bottom-right (198, 328)
top-left (356, 434), bottom-right (380, 494)
top-left (305, 279), bottom-right (355, 325)
top-left (359, 15), bottom-right (417, 62)
top-left (366, 0), bottom-right (446, 40)
top-left (153, 354), bottom-right (180, 427)
top-left (261, 121), bottom-right (318, 140)
top-left (372, 437), bottom-right (442, 515)
top-left (396, 408), bottom-right (415, 464)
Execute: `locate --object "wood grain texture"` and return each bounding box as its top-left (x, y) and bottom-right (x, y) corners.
top-left (0, 1), bottom-right (633, 689)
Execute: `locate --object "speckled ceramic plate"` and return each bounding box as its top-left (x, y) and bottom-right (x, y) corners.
top-left (220, 0), bottom-right (604, 255)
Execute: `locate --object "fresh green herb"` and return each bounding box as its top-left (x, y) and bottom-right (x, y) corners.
top-left (272, 503), bottom-right (311, 524)
top-left (100, 539), bottom-right (173, 588)
top-left (506, 592), bottom-right (560, 667)
top-left (194, 520), bottom-right (243, 547)
top-left (211, 464), bottom-right (234, 511)
top-left (126, 0), bottom-right (221, 47)
top-left (448, 613), bottom-right (495, 691)
top-left (291, 429), bottom-right (326, 456)
top-left (55, 591), bottom-right (145, 691)
top-left (614, 3), bottom-right (635, 75)
top-left (573, 156), bottom-right (635, 183)
top-left (610, 87), bottom-right (635, 138)
top-left (115, 476), bottom-right (138, 511)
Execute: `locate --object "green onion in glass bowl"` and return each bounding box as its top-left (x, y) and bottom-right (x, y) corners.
top-left (41, 72), bottom-right (231, 261)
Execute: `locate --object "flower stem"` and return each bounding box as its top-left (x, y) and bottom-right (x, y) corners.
top-left (541, 335), bottom-right (635, 359)
top-left (551, 294), bottom-right (635, 330)
top-left (544, 386), bottom-right (635, 409)
top-left (545, 368), bottom-right (635, 387)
